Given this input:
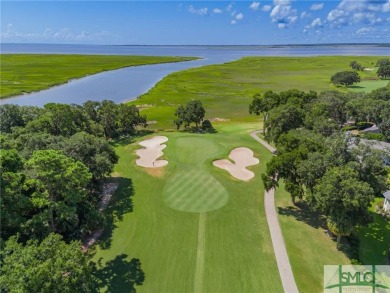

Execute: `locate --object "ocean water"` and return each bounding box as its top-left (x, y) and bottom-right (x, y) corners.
top-left (1, 43), bottom-right (389, 106)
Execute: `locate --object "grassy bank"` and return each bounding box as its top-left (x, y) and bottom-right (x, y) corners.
top-left (274, 183), bottom-right (350, 293)
top-left (131, 56), bottom-right (388, 130)
top-left (0, 54), bottom-right (197, 98)
top-left (356, 198), bottom-right (390, 265)
top-left (95, 123), bottom-right (284, 292)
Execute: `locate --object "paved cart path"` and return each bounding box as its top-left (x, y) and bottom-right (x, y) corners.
top-left (250, 130), bottom-right (299, 293)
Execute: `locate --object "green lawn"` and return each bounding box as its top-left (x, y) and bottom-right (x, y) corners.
top-left (356, 197), bottom-right (390, 265)
top-left (131, 56), bottom-right (388, 129)
top-left (94, 123), bottom-right (284, 292)
top-left (274, 183), bottom-right (350, 293)
top-left (0, 54), bottom-right (197, 98)
top-left (350, 79), bottom-right (390, 93)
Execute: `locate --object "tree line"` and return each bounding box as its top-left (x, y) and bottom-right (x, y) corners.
top-left (331, 58), bottom-right (390, 87)
top-left (0, 100), bottom-right (146, 292)
top-left (250, 87), bottom-right (390, 249)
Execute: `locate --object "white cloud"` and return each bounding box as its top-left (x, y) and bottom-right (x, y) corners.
top-left (1, 25), bottom-right (113, 43)
top-left (188, 5), bottom-right (208, 16)
top-left (249, 2), bottom-right (260, 11)
top-left (226, 4), bottom-right (233, 12)
top-left (262, 5), bottom-right (272, 11)
top-left (231, 20), bottom-right (237, 25)
top-left (212, 8), bottom-right (222, 14)
top-left (356, 27), bottom-right (373, 34)
top-left (301, 11), bottom-right (311, 18)
top-left (273, 0), bottom-right (291, 5)
top-left (270, 3), bottom-right (298, 28)
top-left (236, 13), bottom-right (244, 20)
top-left (310, 3), bottom-right (324, 11)
top-left (383, 0), bottom-right (390, 12)
top-left (327, 0), bottom-right (388, 27)
top-left (306, 17), bottom-right (323, 29)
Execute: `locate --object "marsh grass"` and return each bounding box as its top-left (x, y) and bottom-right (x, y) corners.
top-left (0, 54), bottom-right (197, 98)
top-left (131, 56), bottom-right (388, 130)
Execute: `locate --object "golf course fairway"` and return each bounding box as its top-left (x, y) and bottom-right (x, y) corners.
top-left (94, 123), bottom-right (284, 292)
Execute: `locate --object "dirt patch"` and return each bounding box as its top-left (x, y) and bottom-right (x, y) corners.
top-left (144, 167), bottom-right (166, 177)
top-left (82, 182), bottom-right (119, 250)
top-left (209, 117), bottom-right (230, 122)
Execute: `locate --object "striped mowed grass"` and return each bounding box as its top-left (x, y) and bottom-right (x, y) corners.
top-left (94, 123), bottom-right (284, 292)
top-left (163, 137), bottom-right (229, 213)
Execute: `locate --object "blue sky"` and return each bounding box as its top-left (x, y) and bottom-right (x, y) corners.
top-left (1, 1), bottom-right (390, 45)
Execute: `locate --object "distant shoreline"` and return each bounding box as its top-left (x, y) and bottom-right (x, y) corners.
top-left (2, 42), bottom-right (390, 47)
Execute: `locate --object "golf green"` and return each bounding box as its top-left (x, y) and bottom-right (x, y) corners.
top-left (162, 136), bottom-right (229, 213)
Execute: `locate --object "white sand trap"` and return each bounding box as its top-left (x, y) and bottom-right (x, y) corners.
top-left (213, 147), bottom-right (259, 181)
top-left (136, 136), bottom-right (168, 168)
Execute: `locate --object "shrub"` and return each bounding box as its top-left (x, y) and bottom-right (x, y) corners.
top-left (201, 119), bottom-right (216, 133)
top-left (360, 133), bottom-right (385, 141)
top-left (342, 125), bottom-right (357, 131)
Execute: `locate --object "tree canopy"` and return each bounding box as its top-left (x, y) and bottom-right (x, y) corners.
top-left (331, 71), bottom-right (360, 87)
top-left (174, 100), bottom-right (205, 130)
top-left (377, 64), bottom-right (390, 79)
top-left (0, 233), bottom-right (93, 293)
top-left (314, 166), bottom-right (374, 248)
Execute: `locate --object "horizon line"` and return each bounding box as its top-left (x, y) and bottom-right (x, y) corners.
top-left (2, 42), bottom-right (390, 47)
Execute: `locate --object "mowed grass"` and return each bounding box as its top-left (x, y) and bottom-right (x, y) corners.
top-left (274, 182), bottom-right (350, 293)
top-left (94, 123), bottom-right (284, 292)
top-left (131, 56), bottom-right (388, 129)
top-left (350, 79), bottom-right (390, 93)
top-left (356, 197), bottom-right (390, 265)
top-left (0, 54), bottom-right (197, 98)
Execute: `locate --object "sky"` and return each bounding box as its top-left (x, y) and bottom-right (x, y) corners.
top-left (1, 0), bottom-right (390, 45)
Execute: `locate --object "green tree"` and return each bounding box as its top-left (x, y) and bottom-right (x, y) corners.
top-left (0, 149), bottom-right (30, 240)
top-left (97, 100), bottom-right (119, 139)
top-left (0, 104), bottom-right (24, 133)
top-left (349, 61), bottom-right (364, 71)
top-left (117, 104), bottom-right (147, 136)
top-left (264, 104), bottom-right (304, 143)
top-left (376, 59), bottom-right (390, 67)
top-left (378, 103), bottom-right (390, 140)
top-left (377, 64), bottom-right (390, 79)
top-left (174, 100), bottom-right (205, 130)
top-left (331, 71), bottom-right (360, 87)
top-left (314, 166), bottom-right (374, 249)
top-left (63, 132), bottom-right (118, 181)
top-left (262, 129), bottom-right (324, 204)
top-left (0, 233), bottom-right (93, 292)
top-left (249, 91), bottom-right (280, 134)
top-left (369, 86), bottom-right (390, 101)
top-left (25, 150), bottom-right (92, 237)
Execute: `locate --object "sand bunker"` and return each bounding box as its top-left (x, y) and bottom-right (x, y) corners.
top-left (136, 136), bottom-right (168, 168)
top-left (213, 147), bottom-right (259, 181)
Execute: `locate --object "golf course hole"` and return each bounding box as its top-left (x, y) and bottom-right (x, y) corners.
top-left (163, 170), bottom-right (229, 213)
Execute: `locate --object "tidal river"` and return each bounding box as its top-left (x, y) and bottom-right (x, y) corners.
top-left (1, 43), bottom-right (389, 107)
